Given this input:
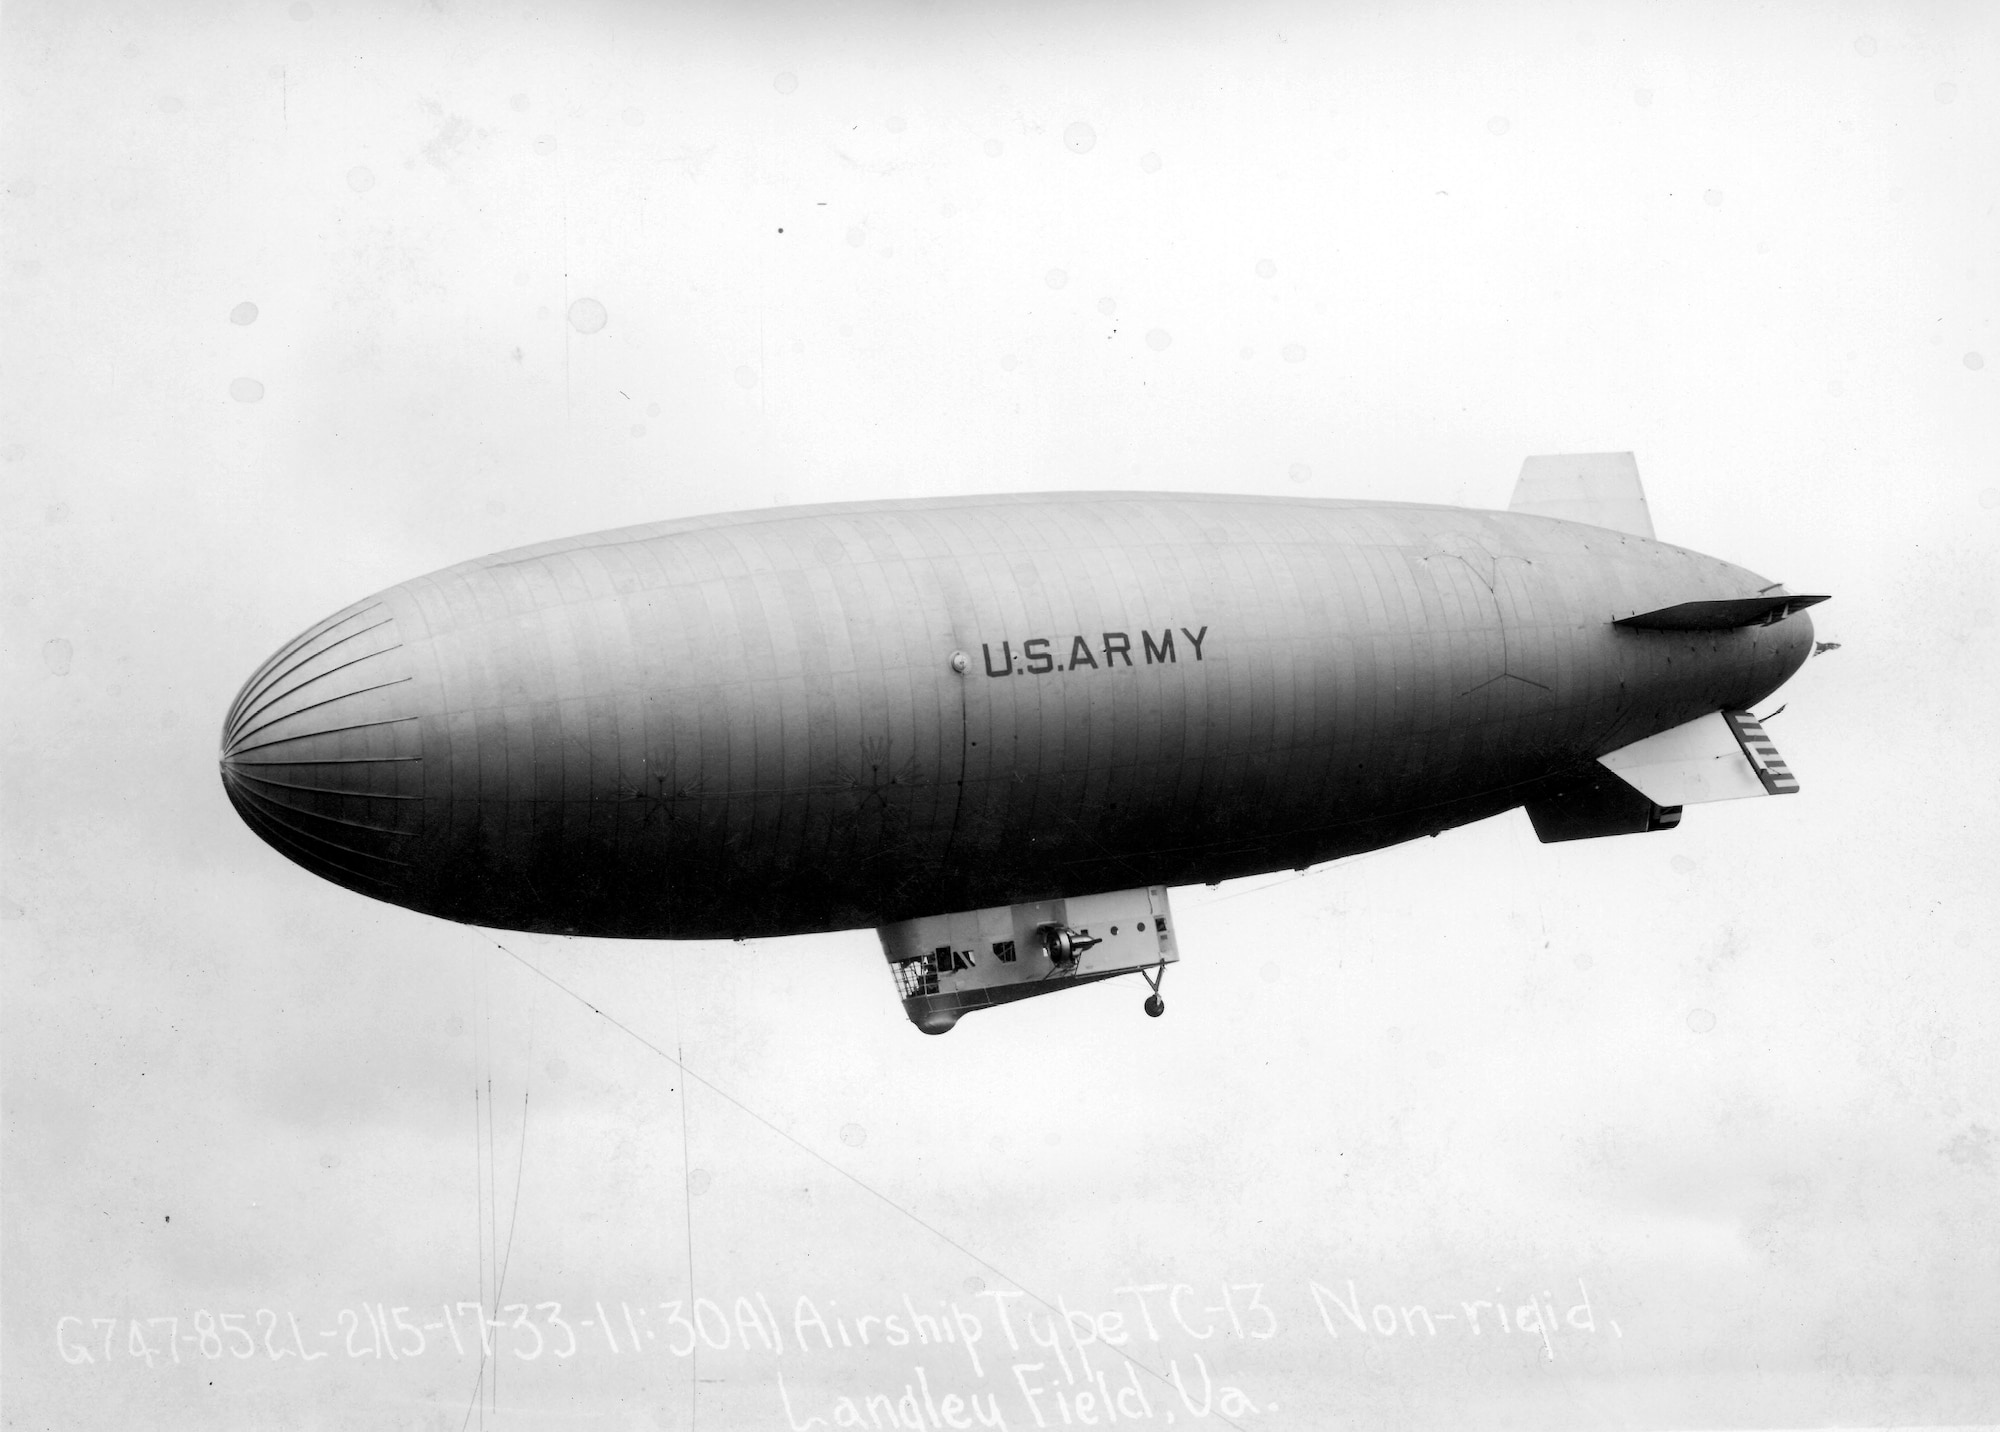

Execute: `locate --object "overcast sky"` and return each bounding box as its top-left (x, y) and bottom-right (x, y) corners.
top-left (5, 2), bottom-right (1998, 1429)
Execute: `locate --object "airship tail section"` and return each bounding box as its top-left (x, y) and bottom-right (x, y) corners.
top-left (1510, 452), bottom-right (1655, 539)
top-left (879, 887), bottom-right (1179, 1034)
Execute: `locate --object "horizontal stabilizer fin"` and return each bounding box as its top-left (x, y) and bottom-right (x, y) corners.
top-left (1510, 452), bottom-right (1655, 539)
top-left (1615, 594), bottom-right (1829, 630)
top-left (1598, 710), bottom-right (1799, 805)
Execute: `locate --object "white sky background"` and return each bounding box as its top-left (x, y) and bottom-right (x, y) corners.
top-left (4, 1), bottom-right (1998, 1428)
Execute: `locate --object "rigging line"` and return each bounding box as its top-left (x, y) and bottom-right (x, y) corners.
top-left (487, 1073), bottom-right (498, 1419)
top-left (479, 997), bottom-right (490, 1427)
top-left (495, 1091), bottom-right (531, 1316)
top-left (489, 938), bottom-right (1251, 1432)
top-left (456, 1348), bottom-right (486, 1432)
top-left (461, 1085), bottom-right (485, 1432)
top-left (482, 1087), bottom-right (531, 1418)
top-left (674, 948), bottom-right (698, 1432)
top-left (461, 977), bottom-right (510, 1432)
top-left (482, 959), bottom-right (497, 1419)
top-left (460, 1008), bottom-right (496, 1432)
top-left (482, 1004), bottom-right (494, 1423)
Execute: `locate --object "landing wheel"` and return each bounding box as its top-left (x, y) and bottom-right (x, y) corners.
top-left (1144, 994), bottom-right (1165, 1018)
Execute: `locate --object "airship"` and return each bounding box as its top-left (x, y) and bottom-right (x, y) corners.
top-left (220, 454), bottom-right (1827, 1033)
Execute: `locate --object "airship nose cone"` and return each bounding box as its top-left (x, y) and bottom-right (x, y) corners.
top-left (220, 597), bottom-right (425, 895)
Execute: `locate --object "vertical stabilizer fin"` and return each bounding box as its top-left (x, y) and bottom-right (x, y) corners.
top-left (1510, 452), bottom-right (1655, 539)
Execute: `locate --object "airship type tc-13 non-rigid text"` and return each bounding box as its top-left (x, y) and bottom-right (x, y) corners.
top-left (221, 454), bottom-right (1827, 1032)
